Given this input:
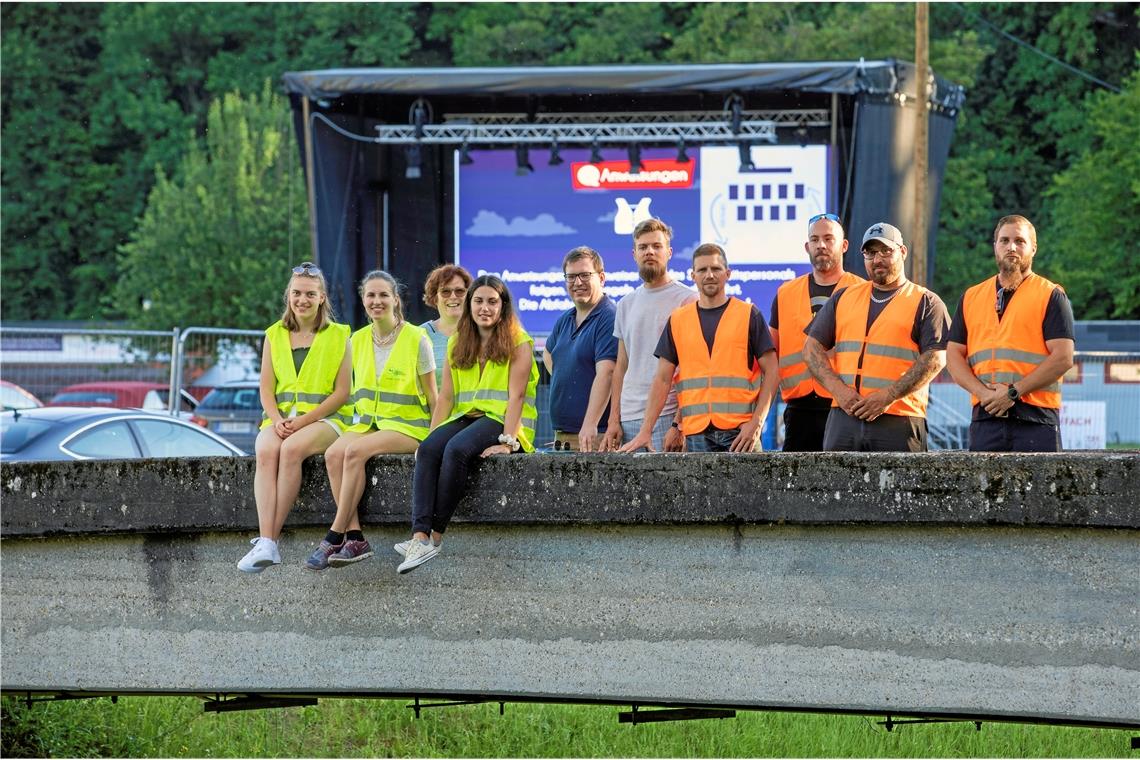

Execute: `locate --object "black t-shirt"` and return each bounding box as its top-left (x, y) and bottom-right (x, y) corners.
top-left (807, 286), bottom-right (950, 354)
top-left (770, 278), bottom-right (845, 409)
top-left (947, 281), bottom-right (1075, 426)
top-left (655, 298), bottom-right (775, 367)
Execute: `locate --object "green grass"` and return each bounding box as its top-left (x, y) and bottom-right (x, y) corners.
top-left (2, 696), bottom-right (1134, 758)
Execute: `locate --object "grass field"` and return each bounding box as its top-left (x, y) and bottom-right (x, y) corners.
top-left (2, 696), bottom-right (1134, 758)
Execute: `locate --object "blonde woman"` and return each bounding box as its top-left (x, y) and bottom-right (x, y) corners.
top-left (238, 262), bottom-right (352, 573)
top-left (307, 270), bottom-right (438, 570)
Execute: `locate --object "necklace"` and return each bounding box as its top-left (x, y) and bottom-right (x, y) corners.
top-left (372, 320), bottom-right (402, 347)
top-left (870, 288), bottom-right (900, 304)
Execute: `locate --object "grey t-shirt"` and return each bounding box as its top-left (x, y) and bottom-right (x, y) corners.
top-left (612, 279), bottom-right (698, 421)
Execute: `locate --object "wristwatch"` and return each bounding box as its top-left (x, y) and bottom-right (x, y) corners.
top-left (1006, 384), bottom-right (1020, 401)
top-left (670, 421), bottom-right (680, 429)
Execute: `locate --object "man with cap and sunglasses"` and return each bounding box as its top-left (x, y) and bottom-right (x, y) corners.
top-left (803, 222), bottom-right (951, 452)
top-left (945, 215), bottom-right (1074, 451)
top-left (770, 212), bottom-right (864, 451)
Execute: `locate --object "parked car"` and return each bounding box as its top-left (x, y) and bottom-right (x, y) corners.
top-left (1, 380), bottom-right (43, 411)
top-left (190, 380), bottom-right (262, 454)
top-left (0, 407), bottom-right (245, 462)
top-left (47, 381), bottom-right (197, 412)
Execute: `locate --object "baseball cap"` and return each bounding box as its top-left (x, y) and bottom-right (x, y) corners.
top-left (861, 222), bottom-right (905, 250)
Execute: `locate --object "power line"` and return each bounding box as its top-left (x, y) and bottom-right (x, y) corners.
top-left (952, 3), bottom-right (1122, 93)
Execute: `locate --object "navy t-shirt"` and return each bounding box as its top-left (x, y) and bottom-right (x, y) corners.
top-left (547, 296), bottom-right (619, 433)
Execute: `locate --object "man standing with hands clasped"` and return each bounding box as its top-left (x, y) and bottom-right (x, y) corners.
top-left (945, 215), bottom-right (1074, 451)
top-left (803, 223), bottom-right (950, 452)
top-left (620, 243), bottom-right (779, 453)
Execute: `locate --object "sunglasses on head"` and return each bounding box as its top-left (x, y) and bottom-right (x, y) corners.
top-left (808, 213), bottom-right (841, 227)
top-left (292, 262), bottom-right (322, 276)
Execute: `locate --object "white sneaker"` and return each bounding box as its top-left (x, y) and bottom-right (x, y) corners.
top-left (237, 537), bottom-right (280, 573)
top-left (397, 539), bottom-right (440, 574)
top-left (394, 538), bottom-right (440, 557)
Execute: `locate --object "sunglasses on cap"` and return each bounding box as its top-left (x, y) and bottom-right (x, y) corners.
top-left (808, 213), bottom-right (841, 227)
top-left (292, 262), bottom-right (322, 276)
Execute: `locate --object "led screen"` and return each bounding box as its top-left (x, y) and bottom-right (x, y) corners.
top-left (455, 145), bottom-right (833, 335)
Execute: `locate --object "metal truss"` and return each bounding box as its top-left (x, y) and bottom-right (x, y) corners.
top-left (373, 120), bottom-right (781, 145)
top-left (444, 110), bottom-right (831, 126)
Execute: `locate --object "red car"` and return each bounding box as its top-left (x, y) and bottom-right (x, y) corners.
top-left (47, 381), bottom-right (197, 412)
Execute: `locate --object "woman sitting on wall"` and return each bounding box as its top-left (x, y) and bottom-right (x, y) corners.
top-left (238, 262), bottom-right (352, 573)
top-left (419, 264), bottom-right (473, 388)
top-left (306, 270), bottom-right (438, 570)
top-left (396, 274), bottom-right (539, 574)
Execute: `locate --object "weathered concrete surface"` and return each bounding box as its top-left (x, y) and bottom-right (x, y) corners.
top-left (2, 451), bottom-right (1138, 536)
top-left (2, 524), bottom-right (1138, 725)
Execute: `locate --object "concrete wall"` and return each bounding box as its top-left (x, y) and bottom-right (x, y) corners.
top-left (2, 453), bottom-right (1138, 727)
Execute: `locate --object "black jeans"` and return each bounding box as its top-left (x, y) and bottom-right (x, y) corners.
top-left (411, 415), bottom-right (503, 535)
top-left (782, 405), bottom-right (831, 451)
top-left (968, 416), bottom-right (1061, 452)
top-left (822, 408), bottom-right (928, 452)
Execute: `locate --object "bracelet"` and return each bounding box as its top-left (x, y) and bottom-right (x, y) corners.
top-left (498, 433), bottom-right (521, 452)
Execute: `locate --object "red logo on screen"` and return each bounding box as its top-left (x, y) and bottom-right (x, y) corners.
top-left (570, 159), bottom-right (695, 190)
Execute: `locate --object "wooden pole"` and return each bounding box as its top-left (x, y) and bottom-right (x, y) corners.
top-left (301, 96), bottom-right (320, 265)
top-left (913, 1), bottom-right (929, 287)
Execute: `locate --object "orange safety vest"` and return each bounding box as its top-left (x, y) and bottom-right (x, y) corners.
top-left (776, 271), bottom-right (864, 401)
top-left (671, 298), bottom-right (763, 435)
top-left (961, 273), bottom-right (1063, 409)
top-left (833, 281), bottom-right (928, 418)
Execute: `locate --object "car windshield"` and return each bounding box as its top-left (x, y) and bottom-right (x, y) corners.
top-left (0, 416), bottom-right (54, 453)
top-left (199, 387), bottom-right (260, 410)
top-left (51, 391), bottom-right (118, 405)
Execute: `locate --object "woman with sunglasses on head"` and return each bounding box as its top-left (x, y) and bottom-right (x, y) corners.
top-left (419, 264), bottom-right (473, 388)
top-left (305, 270), bottom-right (439, 571)
top-left (396, 274), bottom-right (539, 574)
top-left (238, 262), bottom-right (353, 573)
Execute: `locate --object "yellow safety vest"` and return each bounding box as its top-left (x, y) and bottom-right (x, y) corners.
top-left (261, 320), bottom-right (351, 430)
top-left (446, 329), bottom-right (539, 453)
top-left (345, 323), bottom-right (432, 439)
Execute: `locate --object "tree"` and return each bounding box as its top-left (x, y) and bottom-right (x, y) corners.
top-left (114, 84), bottom-right (309, 329)
top-left (1042, 64), bottom-right (1140, 319)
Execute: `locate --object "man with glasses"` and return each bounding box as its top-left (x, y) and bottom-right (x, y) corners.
top-left (944, 215), bottom-right (1074, 451)
top-left (543, 246), bottom-right (618, 451)
top-left (803, 222), bottom-right (950, 452)
top-left (770, 213), bottom-right (865, 451)
top-left (603, 218), bottom-right (699, 452)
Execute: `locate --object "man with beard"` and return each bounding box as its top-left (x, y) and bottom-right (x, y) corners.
top-left (620, 243), bottom-right (778, 453)
top-left (602, 218), bottom-right (698, 452)
top-left (543, 246), bottom-right (618, 452)
top-left (770, 213), bottom-right (864, 451)
top-left (803, 222), bottom-right (950, 452)
top-left (945, 215), bottom-right (1074, 451)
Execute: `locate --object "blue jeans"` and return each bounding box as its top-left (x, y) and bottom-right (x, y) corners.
top-left (698, 427), bottom-right (743, 452)
top-left (621, 414), bottom-right (709, 452)
top-left (411, 416), bottom-right (504, 535)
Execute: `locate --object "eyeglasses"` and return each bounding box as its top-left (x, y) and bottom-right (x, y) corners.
top-left (808, 213), bottom-right (841, 227)
top-left (862, 248), bottom-right (897, 260)
top-left (564, 272), bottom-right (598, 284)
top-left (438, 287), bottom-right (467, 298)
top-left (292, 262), bottom-right (322, 275)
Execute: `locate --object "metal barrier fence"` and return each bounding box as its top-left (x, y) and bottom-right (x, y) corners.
top-left (4, 325), bottom-right (1137, 448)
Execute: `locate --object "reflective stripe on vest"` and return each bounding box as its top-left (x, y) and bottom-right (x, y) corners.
top-left (261, 320), bottom-right (351, 430)
top-left (345, 323), bottom-right (433, 440)
top-left (671, 298), bottom-right (762, 436)
top-left (961, 273), bottom-right (1063, 409)
top-left (775, 271), bottom-right (863, 400)
top-left (447, 329), bottom-right (540, 452)
top-left (833, 281), bottom-right (929, 418)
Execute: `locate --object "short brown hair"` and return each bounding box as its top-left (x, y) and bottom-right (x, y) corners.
top-left (422, 264), bottom-right (473, 308)
top-left (633, 218), bottom-right (672, 243)
top-left (993, 215), bottom-right (1037, 248)
top-left (562, 246), bottom-right (604, 273)
top-left (692, 243), bottom-right (728, 268)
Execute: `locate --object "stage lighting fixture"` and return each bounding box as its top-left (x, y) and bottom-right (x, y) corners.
top-left (796, 125), bottom-right (810, 147)
top-left (737, 140), bottom-right (754, 172)
top-left (675, 138), bottom-right (690, 164)
top-left (405, 144), bottom-right (423, 179)
top-left (458, 141), bottom-right (474, 166)
top-left (726, 93), bottom-right (744, 134)
top-left (548, 139), bottom-right (564, 166)
top-left (590, 139), bottom-right (604, 164)
top-left (515, 144), bottom-right (534, 175)
top-left (627, 143), bottom-right (643, 173)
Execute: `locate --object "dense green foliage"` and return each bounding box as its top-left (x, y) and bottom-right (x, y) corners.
top-left (3, 695), bottom-right (1135, 758)
top-left (2, 2), bottom-right (1137, 326)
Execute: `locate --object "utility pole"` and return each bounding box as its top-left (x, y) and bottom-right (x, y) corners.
top-left (913, 1), bottom-right (929, 287)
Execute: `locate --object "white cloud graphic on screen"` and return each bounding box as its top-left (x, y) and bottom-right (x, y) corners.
top-left (466, 210), bottom-right (577, 237)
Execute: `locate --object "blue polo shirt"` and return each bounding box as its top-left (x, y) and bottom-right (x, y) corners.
top-left (547, 295), bottom-right (619, 433)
